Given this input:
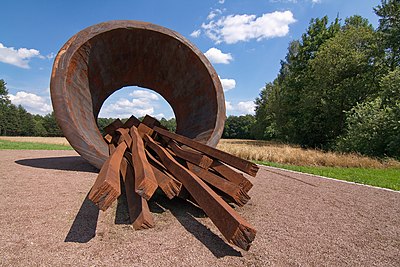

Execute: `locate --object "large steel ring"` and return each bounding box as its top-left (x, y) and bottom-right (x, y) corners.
top-left (50, 20), bottom-right (226, 169)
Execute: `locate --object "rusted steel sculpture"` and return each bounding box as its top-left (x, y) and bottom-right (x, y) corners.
top-left (50, 21), bottom-right (259, 251)
top-left (95, 115), bottom-right (258, 250)
top-left (50, 20), bottom-right (225, 169)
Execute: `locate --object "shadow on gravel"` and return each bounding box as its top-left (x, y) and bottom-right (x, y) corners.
top-left (150, 193), bottom-right (242, 258)
top-left (15, 156), bottom-right (98, 173)
top-left (65, 193), bottom-right (99, 243)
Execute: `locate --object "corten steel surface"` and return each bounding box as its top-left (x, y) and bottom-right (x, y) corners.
top-left (50, 20), bottom-right (226, 169)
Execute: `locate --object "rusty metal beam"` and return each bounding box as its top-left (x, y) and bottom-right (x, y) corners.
top-left (143, 133), bottom-right (256, 251)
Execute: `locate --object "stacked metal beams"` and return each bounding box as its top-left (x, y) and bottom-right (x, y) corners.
top-left (88, 115), bottom-right (259, 251)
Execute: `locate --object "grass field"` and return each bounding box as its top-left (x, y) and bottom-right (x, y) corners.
top-left (259, 161), bottom-right (400, 191)
top-left (1, 136), bottom-right (399, 190)
top-left (0, 139), bottom-right (73, 150)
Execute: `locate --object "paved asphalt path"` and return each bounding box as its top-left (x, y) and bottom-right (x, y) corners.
top-left (0, 150), bottom-right (399, 266)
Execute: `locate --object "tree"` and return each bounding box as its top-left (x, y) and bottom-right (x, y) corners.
top-left (17, 105), bottom-right (35, 136)
top-left (0, 80), bottom-right (9, 135)
top-left (254, 16), bottom-right (341, 145)
top-left (42, 112), bottom-right (63, 137)
top-left (336, 97), bottom-right (400, 159)
top-left (32, 115), bottom-right (47, 136)
top-left (160, 117), bottom-right (176, 132)
top-left (374, 0), bottom-right (400, 69)
top-left (223, 115), bottom-right (256, 139)
top-left (306, 19), bottom-right (381, 147)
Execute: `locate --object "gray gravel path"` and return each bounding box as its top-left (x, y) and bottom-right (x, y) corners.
top-left (0, 150), bottom-right (399, 266)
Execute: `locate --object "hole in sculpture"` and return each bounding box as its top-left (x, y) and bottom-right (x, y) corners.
top-left (97, 86), bottom-right (176, 132)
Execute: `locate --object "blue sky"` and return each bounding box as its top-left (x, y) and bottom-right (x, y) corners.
top-left (0, 0), bottom-right (380, 119)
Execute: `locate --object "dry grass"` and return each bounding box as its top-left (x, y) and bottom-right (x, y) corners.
top-left (0, 136), bottom-right (70, 146)
top-left (217, 139), bottom-right (400, 169)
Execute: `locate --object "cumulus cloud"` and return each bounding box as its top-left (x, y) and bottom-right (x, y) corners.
top-left (0, 43), bottom-right (45, 69)
top-left (237, 101), bottom-right (256, 115)
top-left (9, 91), bottom-right (52, 115)
top-left (190, 29), bottom-right (201, 38)
top-left (201, 11), bottom-right (296, 44)
top-left (219, 0), bottom-right (225, 3)
top-left (204, 47), bottom-right (233, 64)
top-left (219, 77), bottom-right (236, 91)
top-left (100, 89), bottom-right (164, 118)
top-left (225, 100), bottom-right (256, 115)
top-left (129, 90), bottom-right (159, 101)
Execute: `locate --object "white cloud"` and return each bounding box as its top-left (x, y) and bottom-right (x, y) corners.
top-left (129, 90), bottom-right (159, 101)
top-left (219, 77), bottom-right (236, 91)
top-left (311, 0), bottom-right (321, 3)
top-left (190, 29), bottom-right (201, 38)
top-left (201, 11), bottom-right (296, 44)
top-left (204, 47), bottom-right (233, 64)
top-left (0, 43), bottom-right (45, 69)
top-left (225, 100), bottom-right (256, 115)
top-left (100, 89), bottom-right (165, 119)
top-left (9, 91), bottom-right (52, 115)
top-left (207, 9), bottom-right (222, 20)
top-left (225, 101), bottom-right (233, 111)
top-left (100, 98), bottom-right (155, 118)
top-left (237, 101), bottom-right (256, 115)
top-left (219, 0), bottom-right (225, 3)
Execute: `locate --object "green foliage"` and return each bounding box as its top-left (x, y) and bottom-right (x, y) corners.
top-left (306, 23), bottom-right (381, 146)
top-left (374, 0), bottom-right (400, 69)
top-left (41, 112), bottom-right (63, 137)
top-left (223, 115), bottom-right (255, 139)
top-left (159, 117), bottom-right (176, 132)
top-left (336, 68), bottom-right (400, 159)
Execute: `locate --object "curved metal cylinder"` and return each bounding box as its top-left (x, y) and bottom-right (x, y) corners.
top-left (50, 20), bottom-right (226, 169)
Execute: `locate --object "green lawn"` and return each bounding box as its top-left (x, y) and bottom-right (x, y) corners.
top-left (257, 161), bottom-right (400, 191)
top-left (0, 139), bottom-right (73, 150)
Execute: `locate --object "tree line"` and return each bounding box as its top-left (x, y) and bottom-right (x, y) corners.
top-left (0, 80), bottom-right (63, 137)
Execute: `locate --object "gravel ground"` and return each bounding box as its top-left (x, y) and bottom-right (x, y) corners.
top-left (0, 150), bottom-right (399, 266)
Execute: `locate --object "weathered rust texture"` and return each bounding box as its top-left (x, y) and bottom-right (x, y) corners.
top-left (164, 137), bottom-right (213, 169)
top-left (88, 141), bottom-right (127, 211)
top-left (120, 157), bottom-right (154, 229)
top-left (122, 115), bottom-right (141, 129)
top-left (129, 126), bottom-right (158, 200)
top-left (50, 20), bottom-right (225, 169)
top-left (143, 134), bottom-right (256, 251)
top-left (115, 128), bottom-right (133, 147)
top-left (187, 162), bottom-right (250, 207)
top-left (153, 126), bottom-right (259, 177)
top-left (211, 161), bottom-right (254, 193)
top-left (104, 119), bottom-right (124, 136)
